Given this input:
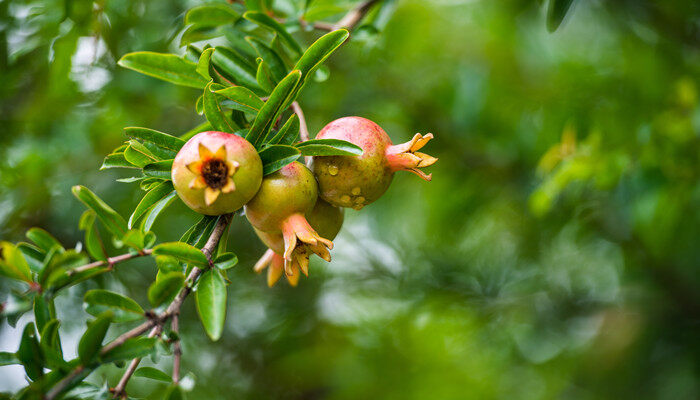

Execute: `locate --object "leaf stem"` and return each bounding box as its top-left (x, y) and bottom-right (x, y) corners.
top-left (67, 249), bottom-right (153, 276)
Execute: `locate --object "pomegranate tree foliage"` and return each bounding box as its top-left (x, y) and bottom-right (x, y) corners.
top-left (1, 0), bottom-right (699, 399)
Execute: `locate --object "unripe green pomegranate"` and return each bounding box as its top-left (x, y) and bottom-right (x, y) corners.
top-left (172, 131), bottom-right (262, 215)
top-left (311, 116), bottom-right (437, 209)
top-left (253, 199), bottom-right (344, 286)
top-left (245, 162), bottom-right (334, 283)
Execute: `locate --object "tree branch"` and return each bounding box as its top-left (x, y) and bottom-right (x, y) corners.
top-left (308, 0), bottom-right (381, 31)
top-left (291, 101), bottom-right (312, 166)
top-left (47, 214), bottom-right (233, 400)
top-left (67, 249), bottom-right (153, 276)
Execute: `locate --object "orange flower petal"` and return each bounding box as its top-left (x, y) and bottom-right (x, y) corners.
top-left (189, 176), bottom-right (207, 189)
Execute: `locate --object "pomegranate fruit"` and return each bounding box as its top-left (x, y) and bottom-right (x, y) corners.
top-left (172, 131), bottom-right (262, 215)
top-left (253, 199), bottom-right (344, 286)
top-left (245, 162), bottom-right (334, 282)
top-left (311, 116), bottom-right (437, 209)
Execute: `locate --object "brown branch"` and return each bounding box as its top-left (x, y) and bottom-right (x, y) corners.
top-left (68, 249), bottom-right (153, 276)
top-left (172, 315), bottom-right (182, 384)
top-left (307, 0), bottom-right (381, 31)
top-left (47, 214), bottom-right (233, 400)
top-left (111, 325), bottom-right (162, 398)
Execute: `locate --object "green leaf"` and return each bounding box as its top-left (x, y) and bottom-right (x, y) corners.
top-left (246, 36), bottom-right (287, 82)
top-left (124, 127), bottom-right (186, 152)
top-left (156, 255), bottom-right (181, 274)
top-left (180, 25), bottom-right (223, 47)
top-left (101, 152), bottom-right (138, 170)
top-left (153, 242), bottom-right (209, 267)
top-left (258, 145), bottom-right (301, 175)
top-left (72, 186), bottom-right (128, 238)
top-left (164, 384), bottom-right (185, 400)
top-left (33, 295), bottom-right (51, 333)
top-left (246, 70), bottom-right (302, 147)
top-left (295, 138), bottom-right (363, 156)
top-left (143, 160), bottom-right (174, 179)
top-left (134, 366), bottom-right (172, 382)
top-left (213, 252), bottom-right (238, 270)
top-left (267, 114), bottom-right (299, 145)
top-left (101, 337), bottom-right (157, 363)
top-left (243, 11), bottom-right (303, 57)
top-left (129, 181), bottom-right (175, 229)
top-left (0, 352), bottom-right (20, 366)
top-left (203, 82), bottom-right (237, 133)
top-left (196, 48), bottom-right (215, 81)
top-left (26, 228), bottom-right (62, 253)
top-left (78, 312), bottom-right (112, 365)
top-left (142, 191), bottom-right (178, 232)
top-left (40, 319), bottom-right (67, 371)
top-left (196, 270), bottom-right (227, 341)
top-left (40, 250), bottom-right (91, 289)
top-left (84, 290), bottom-right (145, 323)
top-left (0, 241), bottom-right (32, 282)
top-left (181, 216), bottom-right (219, 247)
top-left (214, 86), bottom-right (264, 114)
top-left (293, 29), bottom-right (349, 83)
top-left (148, 271), bottom-right (185, 307)
top-left (211, 47), bottom-right (260, 90)
top-left (547, 0), bottom-right (576, 32)
top-left (255, 58), bottom-right (276, 93)
top-left (125, 140), bottom-right (159, 167)
top-left (17, 323), bottom-right (44, 380)
top-left (185, 3), bottom-right (240, 28)
top-left (17, 242), bottom-right (45, 273)
top-left (79, 210), bottom-right (107, 262)
top-left (143, 141), bottom-right (178, 160)
top-left (118, 52), bottom-right (208, 89)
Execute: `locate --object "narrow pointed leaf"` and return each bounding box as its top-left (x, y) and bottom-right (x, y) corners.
top-left (124, 127), bottom-right (185, 151)
top-left (214, 86), bottom-right (264, 113)
top-left (101, 152), bottom-right (137, 169)
top-left (143, 160), bottom-right (174, 179)
top-left (295, 138), bottom-right (363, 156)
top-left (293, 29), bottom-right (349, 81)
top-left (196, 270), bottom-right (227, 341)
top-left (258, 145), bottom-right (301, 175)
top-left (246, 70), bottom-right (301, 147)
top-left (203, 82), bottom-right (237, 133)
top-left (0, 352), bottom-right (20, 366)
top-left (78, 312), bottom-right (112, 365)
top-left (267, 114), bottom-right (299, 145)
top-left (547, 0), bottom-right (576, 32)
top-left (142, 191), bottom-right (178, 232)
top-left (78, 210), bottom-right (107, 261)
top-left (84, 290), bottom-right (145, 323)
top-left (196, 47), bottom-right (215, 80)
top-left (147, 271), bottom-right (185, 307)
top-left (211, 47), bottom-right (260, 90)
top-left (255, 58), bottom-right (276, 93)
top-left (243, 12), bottom-right (302, 56)
top-left (129, 181), bottom-right (175, 229)
top-left (134, 367), bottom-right (172, 382)
top-left (118, 52), bottom-right (208, 88)
top-left (153, 242), bottom-right (209, 267)
top-left (26, 228), bottom-right (62, 253)
top-left (72, 186), bottom-right (128, 238)
top-left (246, 36), bottom-right (287, 82)
top-left (213, 252), bottom-right (238, 270)
top-left (185, 3), bottom-right (240, 27)
top-left (101, 337), bottom-right (157, 363)
top-left (17, 323), bottom-right (43, 380)
top-left (0, 241), bottom-right (32, 282)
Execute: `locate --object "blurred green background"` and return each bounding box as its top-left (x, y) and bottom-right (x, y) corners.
top-left (1, 0), bottom-right (699, 398)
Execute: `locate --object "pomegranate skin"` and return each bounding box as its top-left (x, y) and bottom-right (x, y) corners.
top-left (244, 161), bottom-right (318, 232)
top-left (311, 117), bottom-right (393, 209)
top-left (311, 116), bottom-right (436, 210)
top-left (172, 131), bottom-right (262, 215)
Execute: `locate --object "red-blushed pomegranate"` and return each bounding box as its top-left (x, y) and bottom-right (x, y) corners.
top-left (311, 116), bottom-right (437, 209)
top-left (244, 162), bottom-right (333, 282)
top-left (253, 199), bottom-right (344, 286)
top-left (172, 131), bottom-right (262, 215)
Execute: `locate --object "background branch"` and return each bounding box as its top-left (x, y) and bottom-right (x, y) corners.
top-left (47, 214), bottom-right (233, 400)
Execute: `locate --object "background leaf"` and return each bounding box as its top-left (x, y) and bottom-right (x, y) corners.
top-left (78, 312), bottom-right (112, 366)
top-left (148, 271), bottom-right (185, 307)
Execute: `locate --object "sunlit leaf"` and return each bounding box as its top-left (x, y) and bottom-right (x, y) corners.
top-left (153, 242), bottom-right (209, 267)
top-left (118, 52), bottom-right (208, 88)
top-left (124, 127), bottom-right (186, 152)
top-left (246, 70), bottom-right (301, 147)
top-left (295, 138), bottom-right (363, 156)
top-left (214, 86), bottom-right (264, 113)
top-left (147, 271), bottom-right (185, 307)
top-left (243, 11), bottom-right (303, 57)
top-left (72, 186), bottom-right (128, 238)
top-left (266, 113), bottom-right (299, 145)
top-left (129, 181), bottom-right (175, 229)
